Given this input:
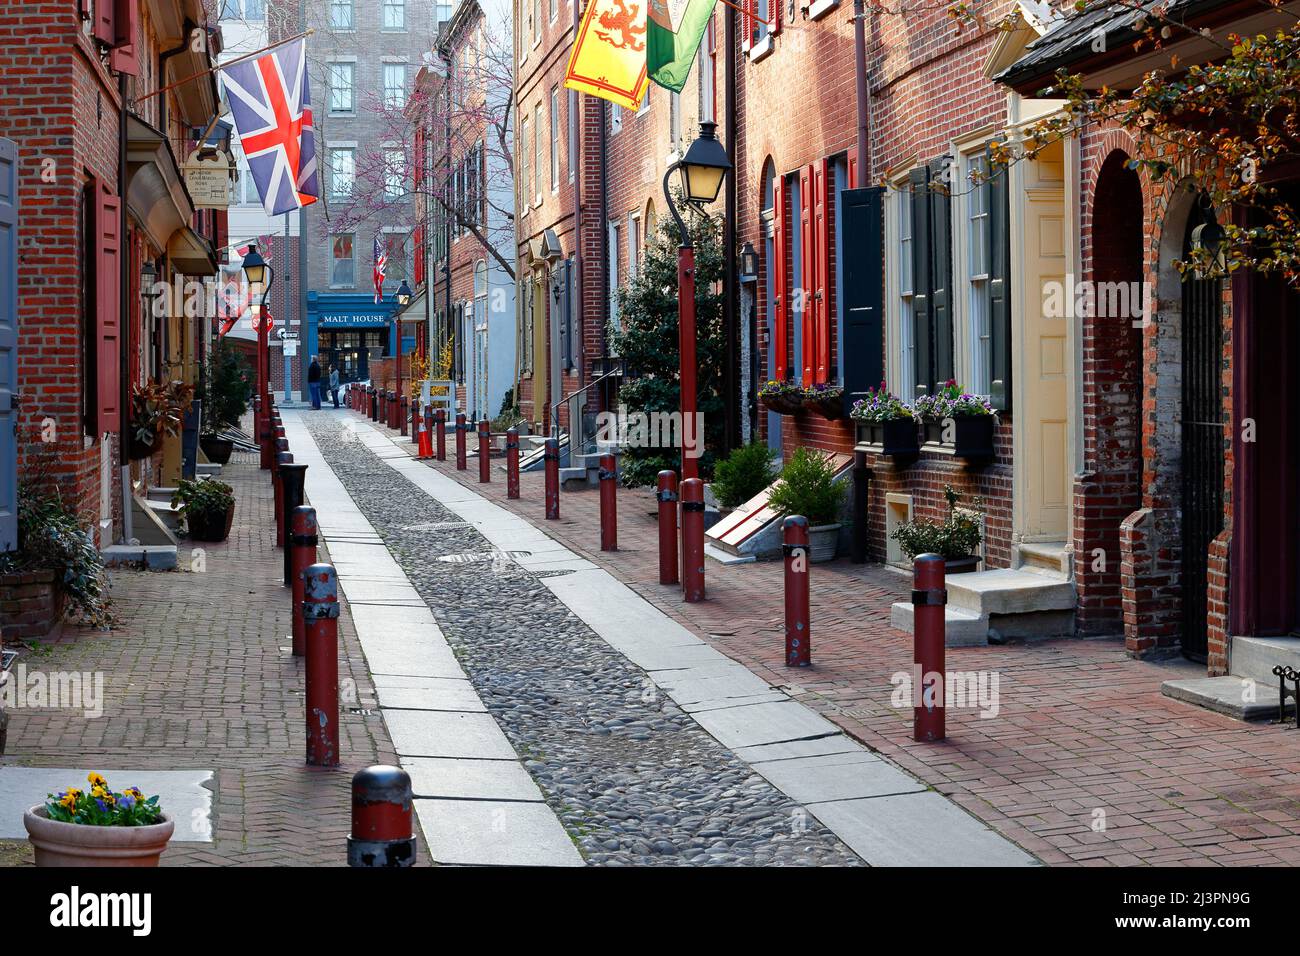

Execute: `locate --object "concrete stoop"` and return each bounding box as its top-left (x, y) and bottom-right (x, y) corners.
top-left (560, 443), bottom-right (620, 490)
top-left (889, 568), bottom-right (1077, 647)
top-left (1161, 635), bottom-right (1300, 721)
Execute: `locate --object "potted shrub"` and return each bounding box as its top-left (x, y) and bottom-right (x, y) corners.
top-left (711, 440), bottom-right (778, 511)
top-left (914, 380), bottom-right (997, 459)
top-left (803, 383), bottom-right (844, 420)
top-left (890, 485), bottom-right (985, 573)
top-left (850, 383), bottom-right (920, 455)
top-left (170, 478), bottom-right (236, 542)
top-left (200, 341), bottom-right (253, 465)
top-left (24, 773), bottom-right (173, 867)
top-left (758, 379), bottom-right (805, 415)
top-left (129, 380), bottom-right (194, 461)
top-left (766, 448), bottom-right (846, 562)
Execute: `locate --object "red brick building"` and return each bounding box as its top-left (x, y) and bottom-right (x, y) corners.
top-left (0, 0), bottom-right (224, 550)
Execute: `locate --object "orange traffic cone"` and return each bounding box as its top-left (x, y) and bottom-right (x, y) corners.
top-left (417, 404), bottom-right (433, 459)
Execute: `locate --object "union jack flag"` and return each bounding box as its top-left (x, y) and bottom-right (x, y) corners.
top-left (221, 37), bottom-right (319, 216)
top-left (373, 236), bottom-right (388, 304)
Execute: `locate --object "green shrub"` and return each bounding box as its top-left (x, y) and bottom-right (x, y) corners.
top-left (203, 340), bottom-right (253, 433)
top-left (766, 448), bottom-right (845, 526)
top-left (890, 485), bottom-right (983, 560)
top-left (170, 478), bottom-right (236, 534)
top-left (0, 484), bottom-right (114, 629)
top-left (711, 441), bottom-right (777, 508)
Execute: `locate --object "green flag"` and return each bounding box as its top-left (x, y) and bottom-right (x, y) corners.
top-left (647, 0), bottom-right (718, 93)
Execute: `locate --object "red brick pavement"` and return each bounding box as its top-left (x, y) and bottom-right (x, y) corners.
top-left (386, 418), bottom-right (1300, 867)
top-left (0, 450), bottom-right (422, 866)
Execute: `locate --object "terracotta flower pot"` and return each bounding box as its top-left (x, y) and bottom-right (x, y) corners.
top-left (23, 807), bottom-right (174, 867)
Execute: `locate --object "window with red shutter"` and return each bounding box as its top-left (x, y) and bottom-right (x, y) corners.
top-left (95, 183), bottom-right (121, 436)
top-left (847, 147), bottom-right (858, 189)
top-left (770, 0), bottom-right (781, 35)
top-left (93, 0), bottom-right (116, 47)
top-left (742, 0), bottom-right (753, 51)
top-left (772, 175), bottom-right (787, 380)
top-left (799, 165), bottom-right (814, 385)
top-left (813, 158), bottom-right (830, 383)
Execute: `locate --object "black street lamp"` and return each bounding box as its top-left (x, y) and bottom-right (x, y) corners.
top-left (663, 122), bottom-right (733, 481)
top-left (396, 279), bottom-right (413, 306)
top-left (242, 243), bottom-right (274, 450)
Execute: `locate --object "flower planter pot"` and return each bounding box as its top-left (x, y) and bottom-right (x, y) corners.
top-left (808, 523), bottom-right (841, 563)
top-left (760, 393), bottom-right (804, 416)
top-left (857, 420), bottom-right (920, 456)
top-left (807, 394), bottom-right (844, 420)
top-left (23, 807), bottom-right (174, 867)
top-left (186, 503), bottom-right (235, 543)
top-left (950, 416), bottom-right (996, 460)
top-left (199, 434), bottom-right (234, 465)
top-left (127, 433), bottom-right (165, 462)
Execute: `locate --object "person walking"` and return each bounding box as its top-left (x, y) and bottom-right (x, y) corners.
top-left (329, 366), bottom-right (340, 408)
top-left (308, 358), bottom-right (322, 409)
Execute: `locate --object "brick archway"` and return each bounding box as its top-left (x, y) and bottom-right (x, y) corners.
top-left (1073, 150), bottom-right (1146, 636)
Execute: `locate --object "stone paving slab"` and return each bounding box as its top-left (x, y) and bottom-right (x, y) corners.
top-left (372, 676), bottom-right (487, 713)
top-left (733, 735), bottom-right (871, 763)
top-left (681, 691), bottom-right (793, 713)
top-left (0, 768), bottom-right (214, 841)
top-left (751, 751), bottom-right (926, 804)
top-left (690, 699), bottom-right (844, 750)
top-left (808, 792), bottom-right (1038, 867)
top-left (413, 798), bottom-right (585, 866)
top-left (403, 757), bottom-right (544, 801)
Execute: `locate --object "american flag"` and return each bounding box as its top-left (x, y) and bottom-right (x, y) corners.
top-left (220, 37), bottom-right (319, 216)
top-left (373, 236), bottom-right (388, 304)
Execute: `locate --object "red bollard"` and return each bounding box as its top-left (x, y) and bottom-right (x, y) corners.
top-left (478, 419), bottom-right (491, 483)
top-left (599, 453), bottom-right (617, 551)
top-left (912, 553), bottom-right (946, 742)
top-left (680, 477), bottom-right (705, 603)
top-left (410, 400), bottom-right (419, 444)
top-left (347, 765), bottom-right (417, 867)
top-left (783, 515), bottom-right (812, 667)
top-left (454, 413), bottom-right (467, 470)
top-left (400, 396), bottom-right (409, 436)
top-left (390, 391), bottom-right (400, 430)
top-left (290, 506), bottom-right (318, 658)
top-left (302, 562), bottom-right (340, 767)
top-left (506, 428), bottom-right (520, 499)
top-left (543, 437), bottom-right (560, 520)
top-left (435, 409), bottom-right (447, 460)
top-left (656, 470), bottom-right (679, 585)
top-left (273, 449), bottom-right (291, 548)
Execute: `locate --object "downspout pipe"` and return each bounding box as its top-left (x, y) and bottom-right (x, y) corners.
top-left (118, 75), bottom-right (133, 546)
top-left (723, 3), bottom-right (738, 453)
top-left (853, 0), bottom-right (870, 172)
top-left (572, 0), bottom-right (584, 403)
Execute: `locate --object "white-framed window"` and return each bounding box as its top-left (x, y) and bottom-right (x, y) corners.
top-left (385, 229), bottom-right (410, 281)
top-left (382, 63), bottom-right (407, 109)
top-left (608, 220), bottom-right (621, 328)
top-left (330, 0), bottom-right (353, 30)
top-left (965, 152), bottom-right (992, 396)
top-left (382, 0), bottom-right (406, 30)
top-left (888, 181), bottom-right (916, 400)
top-left (751, 0), bottom-right (772, 54)
top-left (628, 211), bottom-right (641, 283)
top-left (532, 0), bottom-right (541, 43)
top-left (533, 103), bottom-right (543, 206)
top-left (331, 234), bottom-right (355, 287)
top-left (611, 103), bottom-right (623, 135)
top-left (550, 86), bottom-right (560, 192)
top-left (384, 147), bottom-right (406, 200)
top-left (549, 0), bottom-right (557, 23)
top-left (637, 85), bottom-right (650, 116)
top-left (328, 62), bottom-right (355, 113)
top-left (519, 114), bottom-right (530, 216)
top-left (330, 146), bottom-right (355, 199)
top-left (807, 0), bottom-right (838, 21)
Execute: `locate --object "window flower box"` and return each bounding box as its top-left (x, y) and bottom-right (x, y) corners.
top-left (758, 380), bottom-right (805, 416)
top-left (849, 384), bottom-right (919, 455)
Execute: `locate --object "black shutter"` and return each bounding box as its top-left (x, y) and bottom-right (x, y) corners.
top-left (987, 147), bottom-right (1012, 411)
top-left (839, 186), bottom-right (885, 409)
top-left (908, 166), bottom-right (931, 398)
top-left (560, 258), bottom-right (574, 370)
top-left (928, 158), bottom-right (954, 388)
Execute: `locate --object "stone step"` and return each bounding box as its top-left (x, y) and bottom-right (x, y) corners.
top-left (1230, 635), bottom-right (1300, 685)
top-left (889, 601), bottom-right (989, 647)
top-left (1014, 540), bottom-right (1072, 579)
top-left (1162, 675), bottom-right (1292, 722)
top-left (945, 568), bottom-right (1076, 617)
top-left (559, 466), bottom-right (595, 490)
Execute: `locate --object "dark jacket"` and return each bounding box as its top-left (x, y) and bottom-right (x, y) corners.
top-left (308, 361), bottom-right (321, 383)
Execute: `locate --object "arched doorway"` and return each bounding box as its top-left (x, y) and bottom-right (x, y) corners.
top-left (1179, 197), bottom-right (1225, 661)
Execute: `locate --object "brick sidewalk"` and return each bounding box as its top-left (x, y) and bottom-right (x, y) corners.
top-left (391, 418), bottom-right (1300, 867)
top-left (0, 450), bottom-right (420, 866)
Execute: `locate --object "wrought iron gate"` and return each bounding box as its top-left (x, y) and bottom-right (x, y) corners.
top-left (1179, 202), bottom-right (1225, 661)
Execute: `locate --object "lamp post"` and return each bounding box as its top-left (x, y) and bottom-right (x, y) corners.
top-left (395, 279), bottom-right (413, 412)
top-left (242, 243), bottom-right (274, 434)
top-left (662, 122), bottom-right (732, 482)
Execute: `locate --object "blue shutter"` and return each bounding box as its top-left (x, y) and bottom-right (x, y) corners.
top-left (0, 139), bottom-right (17, 552)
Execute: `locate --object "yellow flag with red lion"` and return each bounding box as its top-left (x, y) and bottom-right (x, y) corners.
top-left (563, 0), bottom-right (649, 111)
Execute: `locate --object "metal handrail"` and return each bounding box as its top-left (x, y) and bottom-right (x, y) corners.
top-left (551, 360), bottom-right (625, 456)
